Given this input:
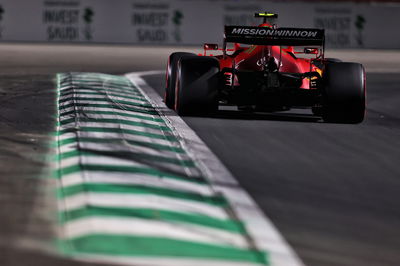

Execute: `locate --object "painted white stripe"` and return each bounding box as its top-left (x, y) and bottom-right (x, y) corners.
top-left (58, 156), bottom-right (80, 169)
top-left (63, 217), bottom-right (249, 248)
top-left (58, 142), bottom-right (78, 155)
top-left (59, 121), bottom-right (174, 139)
top-left (57, 136), bottom-right (179, 151)
top-left (59, 90), bottom-right (145, 100)
top-left (59, 113), bottom-right (163, 127)
top-left (58, 85), bottom-right (140, 92)
top-left (58, 153), bottom-right (197, 176)
top-left (59, 193), bottom-right (229, 220)
top-left (66, 79), bottom-right (134, 86)
top-left (58, 106), bottom-right (160, 119)
top-left (57, 132), bottom-right (76, 140)
top-left (60, 106), bottom-right (159, 121)
top-left (63, 140), bottom-right (192, 160)
top-left (72, 254), bottom-right (266, 266)
top-left (60, 172), bottom-right (214, 197)
top-left (67, 98), bottom-right (153, 107)
top-left (59, 142), bottom-right (190, 159)
top-left (59, 115), bottom-right (165, 130)
top-left (126, 72), bottom-right (305, 266)
top-left (59, 106), bottom-right (160, 120)
top-left (59, 92), bottom-right (146, 102)
top-left (59, 88), bottom-right (144, 98)
top-left (60, 80), bottom-right (138, 88)
top-left (58, 131), bottom-right (178, 147)
top-left (59, 116), bottom-right (165, 129)
top-left (59, 86), bottom-right (143, 94)
top-left (60, 77), bottom-right (133, 84)
top-left (60, 99), bottom-right (153, 111)
top-left (60, 94), bottom-right (147, 104)
top-left (59, 82), bottom-right (135, 88)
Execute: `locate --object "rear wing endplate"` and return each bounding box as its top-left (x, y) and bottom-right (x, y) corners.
top-left (225, 26), bottom-right (324, 46)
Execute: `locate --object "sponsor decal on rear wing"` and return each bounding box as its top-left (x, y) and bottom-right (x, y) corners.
top-left (225, 26), bottom-right (324, 46)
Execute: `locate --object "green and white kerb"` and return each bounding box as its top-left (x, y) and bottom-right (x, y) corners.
top-left (54, 73), bottom-right (268, 266)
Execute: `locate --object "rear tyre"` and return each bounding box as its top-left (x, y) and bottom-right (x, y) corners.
top-left (322, 62), bottom-right (366, 123)
top-left (325, 58), bottom-right (342, 64)
top-left (175, 56), bottom-right (220, 116)
top-left (165, 52), bottom-right (195, 109)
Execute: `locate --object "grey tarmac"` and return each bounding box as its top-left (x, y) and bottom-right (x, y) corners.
top-left (0, 43), bottom-right (399, 266)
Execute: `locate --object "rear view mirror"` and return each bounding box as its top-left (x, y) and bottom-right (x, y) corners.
top-left (304, 47), bottom-right (319, 54)
top-left (204, 43), bottom-right (219, 50)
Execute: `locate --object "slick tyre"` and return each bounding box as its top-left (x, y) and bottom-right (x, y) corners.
top-left (325, 58), bottom-right (342, 64)
top-left (322, 62), bottom-right (366, 123)
top-left (175, 56), bottom-right (220, 116)
top-left (165, 52), bottom-right (196, 109)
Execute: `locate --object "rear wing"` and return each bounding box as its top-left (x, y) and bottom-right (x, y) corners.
top-left (224, 26), bottom-right (325, 46)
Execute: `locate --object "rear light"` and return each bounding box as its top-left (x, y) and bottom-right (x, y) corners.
top-left (224, 73), bottom-right (233, 86)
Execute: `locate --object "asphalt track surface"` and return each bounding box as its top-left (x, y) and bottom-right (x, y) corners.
top-left (1, 43), bottom-right (399, 266)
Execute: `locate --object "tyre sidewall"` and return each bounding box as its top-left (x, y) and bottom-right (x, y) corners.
top-left (175, 56), bottom-right (220, 115)
top-left (165, 52), bottom-right (195, 108)
top-left (322, 62), bottom-right (366, 123)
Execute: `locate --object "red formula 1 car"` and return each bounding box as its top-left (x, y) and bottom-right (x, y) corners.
top-left (165, 13), bottom-right (366, 123)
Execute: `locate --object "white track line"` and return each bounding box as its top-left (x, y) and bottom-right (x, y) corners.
top-left (126, 71), bottom-right (305, 266)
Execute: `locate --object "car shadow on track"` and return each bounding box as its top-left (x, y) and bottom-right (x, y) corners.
top-left (158, 107), bottom-right (321, 123)
top-left (211, 109), bottom-right (321, 123)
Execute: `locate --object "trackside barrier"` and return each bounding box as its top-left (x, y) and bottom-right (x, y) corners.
top-left (0, 1), bottom-right (397, 49)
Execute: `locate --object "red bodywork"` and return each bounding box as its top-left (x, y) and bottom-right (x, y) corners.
top-left (203, 44), bottom-right (322, 90)
top-left (221, 45), bottom-right (321, 89)
top-left (190, 21), bottom-right (328, 110)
